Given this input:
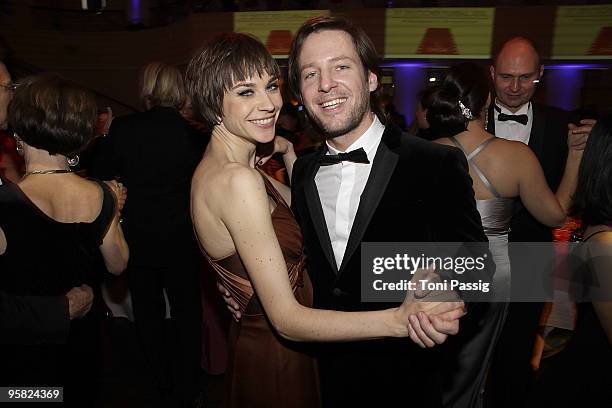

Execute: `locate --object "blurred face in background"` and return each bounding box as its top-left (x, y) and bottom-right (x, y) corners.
top-left (180, 96), bottom-right (196, 122)
top-left (415, 101), bottom-right (429, 130)
top-left (0, 63), bottom-right (13, 130)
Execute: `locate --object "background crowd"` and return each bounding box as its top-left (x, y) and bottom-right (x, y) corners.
top-left (0, 13), bottom-right (610, 408)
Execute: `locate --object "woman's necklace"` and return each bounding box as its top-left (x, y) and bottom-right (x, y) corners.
top-left (22, 169), bottom-right (73, 178)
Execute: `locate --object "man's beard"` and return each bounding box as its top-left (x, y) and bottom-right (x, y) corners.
top-left (308, 92), bottom-right (371, 140)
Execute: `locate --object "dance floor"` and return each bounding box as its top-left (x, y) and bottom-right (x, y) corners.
top-left (95, 317), bottom-right (223, 408)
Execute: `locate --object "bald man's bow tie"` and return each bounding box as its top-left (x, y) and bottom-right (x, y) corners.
top-left (494, 105), bottom-right (528, 125)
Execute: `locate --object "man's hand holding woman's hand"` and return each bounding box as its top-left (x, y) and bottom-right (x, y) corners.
top-left (396, 268), bottom-right (466, 348)
top-left (567, 119), bottom-right (596, 152)
top-left (105, 180), bottom-right (127, 213)
top-left (65, 284), bottom-right (94, 320)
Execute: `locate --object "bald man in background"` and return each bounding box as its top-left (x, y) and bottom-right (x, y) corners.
top-left (485, 38), bottom-right (595, 407)
top-left (0, 61), bottom-right (94, 344)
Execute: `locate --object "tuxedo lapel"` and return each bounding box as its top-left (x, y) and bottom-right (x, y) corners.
top-left (304, 146), bottom-right (338, 274)
top-left (528, 103), bottom-right (545, 159)
top-left (487, 105), bottom-right (496, 135)
top-left (338, 126), bottom-right (401, 274)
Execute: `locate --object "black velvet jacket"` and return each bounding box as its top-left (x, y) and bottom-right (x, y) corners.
top-left (292, 123), bottom-right (491, 311)
top-left (291, 122), bottom-right (492, 406)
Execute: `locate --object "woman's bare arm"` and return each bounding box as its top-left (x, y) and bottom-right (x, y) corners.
top-left (100, 182), bottom-right (129, 274)
top-left (515, 143), bottom-right (574, 227)
top-left (0, 226), bottom-right (6, 255)
top-left (220, 166), bottom-right (463, 344)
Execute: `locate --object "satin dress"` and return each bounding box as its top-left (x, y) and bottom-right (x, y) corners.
top-left (204, 172), bottom-right (320, 408)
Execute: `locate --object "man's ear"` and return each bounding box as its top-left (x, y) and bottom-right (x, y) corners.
top-left (538, 64), bottom-right (544, 80)
top-left (368, 71), bottom-right (378, 92)
top-left (489, 65), bottom-right (495, 81)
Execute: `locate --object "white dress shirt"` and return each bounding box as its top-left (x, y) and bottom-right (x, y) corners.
top-left (493, 100), bottom-right (533, 145)
top-left (315, 115), bottom-right (385, 269)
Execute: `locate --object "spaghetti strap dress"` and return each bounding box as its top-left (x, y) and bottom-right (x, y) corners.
top-left (444, 136), bottom-right (514, 406)
top-left (204, 172), bottom-right (320, 408)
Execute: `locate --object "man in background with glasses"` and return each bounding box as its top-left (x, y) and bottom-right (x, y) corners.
top-left (0, 62), bottom-right (22, 182)
top-left (0, 62), bottom-right (17, 130)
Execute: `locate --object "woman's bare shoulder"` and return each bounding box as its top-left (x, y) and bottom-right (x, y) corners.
top-left (193, 161), bottom-right (265, 203)
top-left (488, 136), bottom-right (529, 153)
top-left (432, 136), bottom-right (453, 147)
top-left (589, 230), bottom-right (612, 243)
top-left (484, 136), bottom-right (534, 165)
top-left (584, 228), bottom-right (612, 260)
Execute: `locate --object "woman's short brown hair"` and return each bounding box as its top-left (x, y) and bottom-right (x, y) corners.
top-left (140, 61), bottom-right (186, 109)
top-left (185, 32), bottom-right (280, 130)
top-left (8, 74), bottom-right (97, 156)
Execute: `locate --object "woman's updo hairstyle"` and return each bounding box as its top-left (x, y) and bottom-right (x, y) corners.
top-left (427, 62), bottom-right (489, 138)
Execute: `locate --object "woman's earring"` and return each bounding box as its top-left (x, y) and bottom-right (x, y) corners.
top-left (67, 155), bottom-right (80, 167)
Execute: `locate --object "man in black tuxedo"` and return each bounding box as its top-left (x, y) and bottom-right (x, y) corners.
top-left (0, 285), bottom-right (93, 345)
top-left (287, 17), bottom-right (492, 407)
top-left (485, 37), bottom-right (595, 408)
top-left (90, 62), bottom-right (206, 406)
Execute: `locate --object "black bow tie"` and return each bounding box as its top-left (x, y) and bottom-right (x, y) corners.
top-left (494, 105), bottom-right (528, 125)
top-left (319, 147), bottom-right (370, 166)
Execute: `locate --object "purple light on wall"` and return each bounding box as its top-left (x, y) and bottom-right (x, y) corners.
top-left (381, 61), bottom-right (433, 69)
top-left (129, 0), bottom-right (141, 24)
top-left (544, 68), bottom-right (584, 111)
top-left (545, 63), bottom-right (609, 69)
top-left (392, 67), bottom-right (426, 126)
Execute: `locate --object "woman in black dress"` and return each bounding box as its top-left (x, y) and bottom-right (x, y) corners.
top-left (533, 115), bottom-right (612, 406)
top-left (0, 75), bottom-right (128, 401)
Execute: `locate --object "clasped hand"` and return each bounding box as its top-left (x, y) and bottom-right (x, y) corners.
top-left (567, 119), bottom-right (596, 151)
top-left (219, 267), bottom-right (466, 348)
top-left (397, 268), bottom-right (465, 348)
top-left (104, 180), bottom-right (127, 213)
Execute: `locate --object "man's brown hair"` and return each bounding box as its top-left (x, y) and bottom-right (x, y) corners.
top-left (287, 16), bottom-right (385, 122)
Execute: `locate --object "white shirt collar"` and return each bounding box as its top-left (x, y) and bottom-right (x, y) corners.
top-left (493, 99), bottom-right (534, 144)
top-left (326, 114), bottom-right (384, 162)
